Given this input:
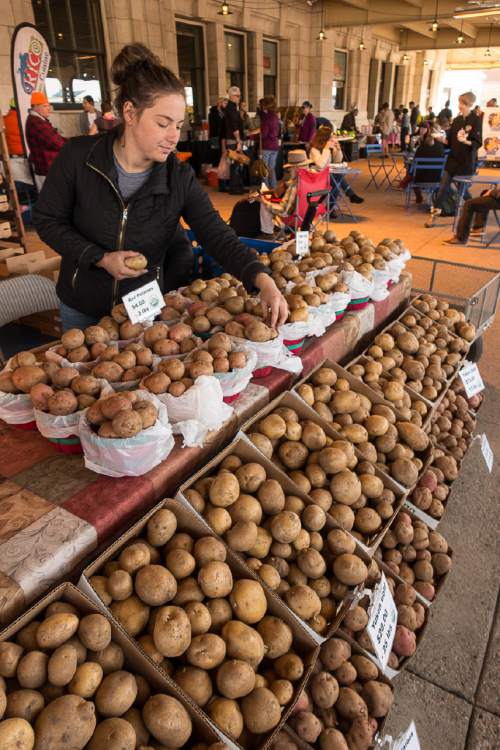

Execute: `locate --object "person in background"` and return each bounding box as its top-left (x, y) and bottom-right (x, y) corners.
top-left (438, 100), bottom-right (452, 121)
top-left (426, 91), bottom-right (482, 227)
top-left (473, 104), bottom-right (484, 120)
top-left (240, 100), bottom-right (251, 138)
top-left (25, 91), bottom-right (66, 192)
top-left (258, 149), bottom-right (313, 230)
top-left (400, 126), bottom-right (445, 204)
top-left (79, 95), bottom-right (101, 135)
top-left (486, 98), bottom-right (497, 107)
top-left (426, 105), bottom-right (435, 121)
top-left (315, 115), bottom-right (333, 130)
top-left (340, 107), bottom-right (359, 133)
top-left (309, 126), bottom-right (364, 208)
top-left (223, 85), bottom-right (245, 195)
top-left (260, 95), bottom-right (281, 189)
top-left (93, 100), bottom-right (118, 133)
top-left (298, 101), bottom-right (316, 146)
top-left (444, 188), bottom-right (500, 244)
top-left (208, 97), bottom-right (227, 139)
top-left (400, 108), bottom-right (410, 152)
top-left (409, 101), bottom-right (420, 134)
top-left (378, 102), bottom-right (395, 150)
top-left (4, 98), bottom-right (23, 156)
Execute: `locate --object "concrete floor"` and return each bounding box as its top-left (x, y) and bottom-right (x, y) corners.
top-left (23, 158), bottom-right (500, 749)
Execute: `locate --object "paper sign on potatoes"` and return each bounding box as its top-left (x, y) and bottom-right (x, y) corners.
top-left (459, 361), bottom-right (484, 399)
top-left (295, 231), bottom-right (309, 258)
top-left (366, 572), bottom-right (397, 670)
top-left (392, 721), bottom-right (421, 750)
top-left (123, 280), bottom-right (165, 324)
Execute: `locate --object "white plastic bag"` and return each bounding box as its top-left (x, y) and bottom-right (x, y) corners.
top-left (279, 313), bottom-right (325, 344)
top-left (34, 379), bottom-right (109, 439)
top-left (371, 268), bottom-right (392, 301)
top-left (213, 346), bottom-right (258, 399)
top-left (329, 291), bottom-right (351, 318)
top-left (309, 300), bottom-right (337, 330)
top-left (79, 391), bottom-right (174, 477)
top-left (159, 375), bottom-right (234, 447)
top-left (0, 391), bottom-right (34, 425)
top-left (229, 335), bottom-right (304, 375)
top-left (342, 270), bottom-right (374, 303)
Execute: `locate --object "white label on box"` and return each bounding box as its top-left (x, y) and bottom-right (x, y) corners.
top-left (402, 499), bottom-right (439, 529)
top-left (481, 433), bottom-right (494, 472)
top-left (295, 230), bottom-right (309, 258)
top-left (459, 360), bottom-right (484, 398)
top-left (366, 572), bottom-right (398, 670)
top-left (123, 280), bottom-right (165, 324)
top-left (393, 721), bottom-right (421, 750)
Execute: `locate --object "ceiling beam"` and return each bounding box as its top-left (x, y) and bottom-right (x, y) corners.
top-left (445, 18), bottom-right (478, 38)
top-left (400, 20), bottom-right (436, 38)
top-left (324, 0), bottom-right (468, 28)
top-left (403, 25), bottom-right (500, 48)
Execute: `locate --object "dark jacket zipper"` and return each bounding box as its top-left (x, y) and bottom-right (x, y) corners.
top-left (85, 162), bottom-right (129, 307)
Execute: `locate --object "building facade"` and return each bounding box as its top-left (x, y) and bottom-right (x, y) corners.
top-left (1, 0), bottom-right (447, 138)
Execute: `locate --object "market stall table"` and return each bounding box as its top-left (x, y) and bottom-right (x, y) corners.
top-left (0, 274), bottom-right (411, 625)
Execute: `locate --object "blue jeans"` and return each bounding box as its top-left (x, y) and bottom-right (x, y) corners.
top-left (59, 302), bottom-right (98, 332)
top-left (262, 150), bottom-right (279, 188)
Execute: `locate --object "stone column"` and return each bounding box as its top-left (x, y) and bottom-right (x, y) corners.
top-left (247, 31), bottom-right (263, 109)
top-left (206, 22), bottom-right (226, 101)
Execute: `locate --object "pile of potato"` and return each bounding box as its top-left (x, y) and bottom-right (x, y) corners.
top-left (412, 294), bottom-right (476, 343)
top-left (187, 333), bottom-right (249, 375)
top-left (89, 505), bottom-right (311, 742)
top-left (87, 392), bottom-right (159, 439)
top-left (0, 602), bottom-right (196, 750)
top-left (0, 351), bottom-right (48, 395)
top-left (247, 405), bottom-right (403, 544)
top-left (431, 387), bottom-right (476, 460)
top-left (288, 636), bottom-right (394, 750)
top-left (91, 342), bottom-right (154, 384)
top-left (160, 291), bottom-right (191, 322)
top-left (30, 367), bottom-right (106, 416)
top-left (340, 564), bottom-right (426, 670)
top-left (375, 511), bottom-right (452, 602)
top-left (296, 366), bottom-right (431, 489)
top-left (183, 298), bottom-right (278, 344)
top-left (184, 453), bottom-right (370, 633)
top-left (408, 452), bottom-right (459, 521)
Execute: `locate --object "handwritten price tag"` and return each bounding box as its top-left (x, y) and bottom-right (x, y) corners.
top-left (123, 280), bottom-right (165, 324)
top-left (295, 230), bottom-right (309, 258)
top-left (481, 433), bottom-right (494, 472)
top-left (459, 361), bottom-right (484, 398)
top-left (366, 572), bottom-right (397, 670)
top-left (393, 721), bottom-right (421, 750)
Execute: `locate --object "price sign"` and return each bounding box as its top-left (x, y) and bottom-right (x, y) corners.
top-left (481, 433), bottom-right (494, 472)
top-left (122, 280), bottom-right (165, 324)
top-left (366, 572), bottom-right (398, 670)
top-left (295, 230), bottom-right (310, 258)
top-left (459, 360), bottom-right (484, 398)
top-left (393, 721), bottom-right (421, 750)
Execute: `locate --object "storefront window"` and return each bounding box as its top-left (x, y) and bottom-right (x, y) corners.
top-left (176, 22), bottom-right (206, 122)
top-left (263, 40), bottom-right (278, 97)
top-left (225, 32), bottom-right (245, 97)
top-left (32, 0), bottom-right (108, 109)
top-left (332, 50), bottom-right (347, 110)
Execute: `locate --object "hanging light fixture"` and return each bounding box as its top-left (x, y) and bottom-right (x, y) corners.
top-left (403, 53), bottom-right (409, 61)
top-left (359, 40), bottom-right (365, 50)
top-left (401, 28), bottom-right (409, 62)
top-left (218, 2), bottom-right (232, 15)
top-left (424, 58), bottom-right (429, 65)
top-left (485, 22), bottom-right (493, 55)
top-left (317, 0), bottom-right (327, 41)
top-left (430, 0), bottom-right (439, 31)
top-left (456, 20), bottom-right (465, 44)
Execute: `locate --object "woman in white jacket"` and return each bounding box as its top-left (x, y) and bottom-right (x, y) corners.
top-left (309, 127), bottom-right (364, 209)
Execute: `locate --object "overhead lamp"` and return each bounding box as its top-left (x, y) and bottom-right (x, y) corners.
top-left (485, 47), bottom-right (492, 55)
top-left (431, 20), bottom-right (439, 32)
top-left (485, 22), bottom-right (493, 55)
top-left (403, 53), bottom-right (409, 61)
top-left (454, 4), bottom-right (500, 18)
top-left (456, 19), bottom-right (465, 44)
top-left (218, 2), bottom-right (232, 15)
top-left (359, 40), bottom-right (365, 50)
top-left (430, 0), bottom-right (439, 32)
top-left (424, 58), bottom-right (429, 65)
top-left (317, 28), bottom-right (327, 41)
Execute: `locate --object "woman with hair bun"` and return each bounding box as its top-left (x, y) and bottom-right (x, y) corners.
top-left (33, 44), bottom-right (287, 330)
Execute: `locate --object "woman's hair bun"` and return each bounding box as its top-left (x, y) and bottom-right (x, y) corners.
top-left (111, 43), bottom-right (160, 86)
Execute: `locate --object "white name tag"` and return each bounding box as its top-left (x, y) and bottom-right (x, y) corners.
top-left (393, 721), bottom-right (421, 750)
top-left (122, 280), bottom-right (165, 324)
top-left (459, 360), bottom-right (484, 398)
top-left (366, 572), bottom-right (398, 670)
top-left (295, 230), bottom-right (309, 258)
top-left (481, 433), bottom-right (494, 472)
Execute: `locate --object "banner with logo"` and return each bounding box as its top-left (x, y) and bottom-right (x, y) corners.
top-left (478, 107), bottom-right (500, 163)
top-left (10, 22), bottom-right (51, 156)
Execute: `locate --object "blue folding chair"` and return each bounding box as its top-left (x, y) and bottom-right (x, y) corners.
top-left (404, 157), bottom-right (447, 209)
top-left (365, 144), bottom-right (396, 189)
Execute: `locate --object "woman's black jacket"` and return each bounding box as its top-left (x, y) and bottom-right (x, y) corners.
top-left (33, 132), bottom-right (268, 318)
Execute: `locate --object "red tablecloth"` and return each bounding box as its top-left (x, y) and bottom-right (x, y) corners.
top-left (0, 274), bottom-right (411, 624)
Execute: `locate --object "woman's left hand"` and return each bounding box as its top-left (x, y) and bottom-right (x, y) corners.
top-left (255, 272), bottom-right (289, 328)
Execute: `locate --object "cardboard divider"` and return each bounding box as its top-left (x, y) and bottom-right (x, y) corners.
top-left (339, 564), bottom-right (431, 680)
top-left (0, 582), bottom-right (222, 747)
top-left (239, 389), bottom-right (408, 556)
top-left (178, 434), bottom-right (365, 639)
top-left (79, 497), bottom-right (320, 750)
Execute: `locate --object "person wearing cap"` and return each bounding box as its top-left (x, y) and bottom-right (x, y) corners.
top-left (4, 98), bottom-right (24, 156)
top-left (257, 149), bottom-right (314, 234)
top-left (298, 101), bottom-right (316, 145)
top-left (340, 107), bottom-right (359, 134)
top-left (25, 91), bottom-right (66, 191)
